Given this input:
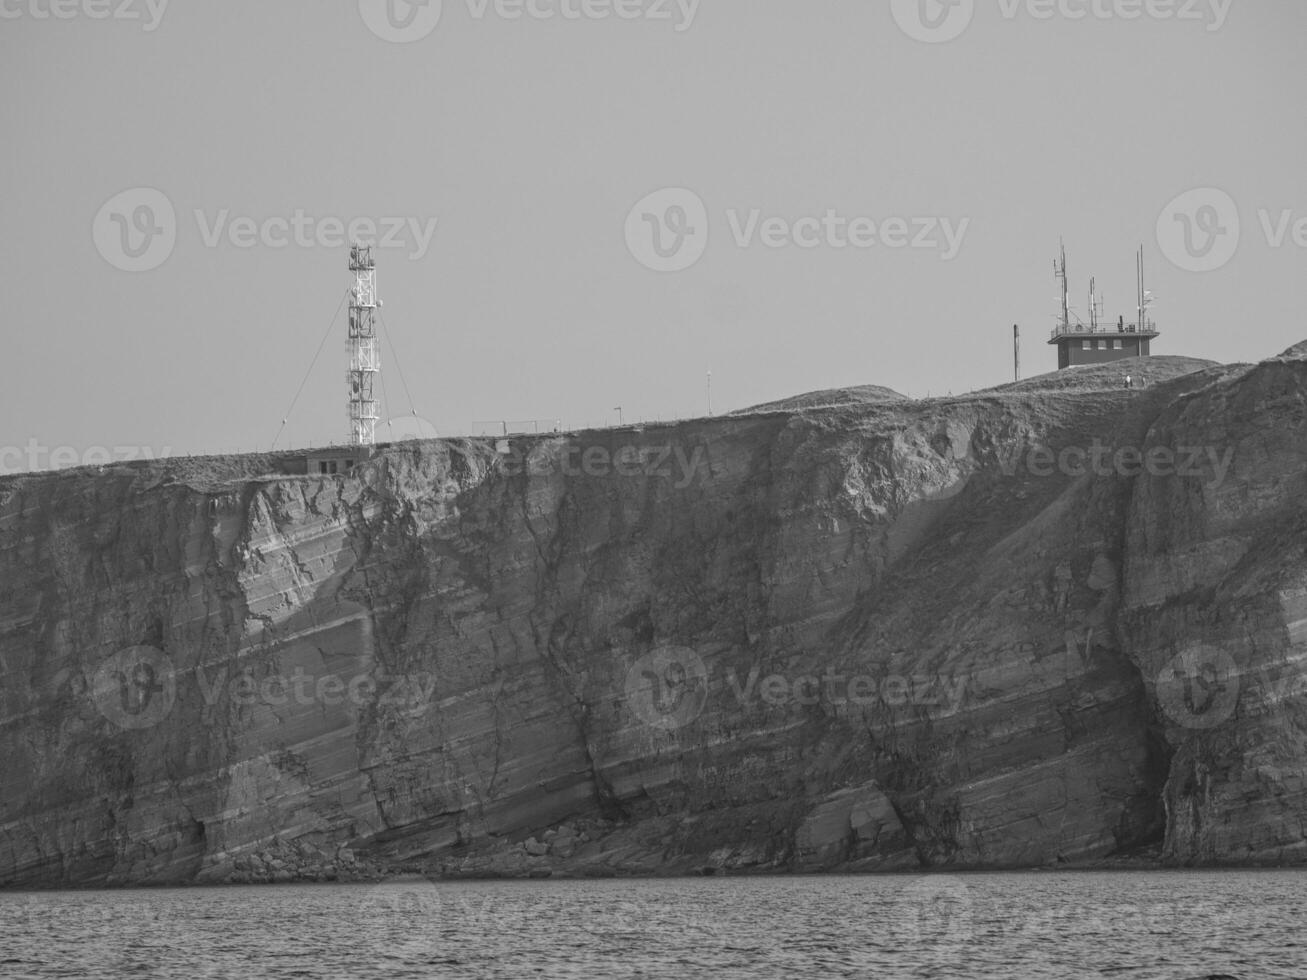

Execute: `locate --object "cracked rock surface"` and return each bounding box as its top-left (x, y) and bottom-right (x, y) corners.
top-left (2, 351), bottom-right (1306, 886)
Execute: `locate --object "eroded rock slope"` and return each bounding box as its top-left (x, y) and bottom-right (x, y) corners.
top-left (2, 350), bottom-right (1305, 886)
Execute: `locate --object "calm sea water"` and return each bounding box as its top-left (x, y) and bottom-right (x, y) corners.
top-left (0, 872), bottom-right (1301, 979)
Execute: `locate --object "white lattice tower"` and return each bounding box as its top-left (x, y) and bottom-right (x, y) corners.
top-left (347, 244), bottom-right (380, 446)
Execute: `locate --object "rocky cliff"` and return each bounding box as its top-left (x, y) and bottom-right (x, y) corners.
top-left (3, 348), bottom-right (1306, 887)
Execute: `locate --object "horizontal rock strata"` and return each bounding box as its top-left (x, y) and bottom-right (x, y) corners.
top-left (2, 351), bottom-right (1305, 886)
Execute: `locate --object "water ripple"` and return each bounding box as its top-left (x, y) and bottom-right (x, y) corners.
top-left (0, 871), bottom-right (1302, 979)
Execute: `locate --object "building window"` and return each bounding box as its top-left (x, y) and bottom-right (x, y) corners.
top-left (1113, 340), bottom-right (1122, 350)
top-left (1082, 340), bottom-right (1091, 350)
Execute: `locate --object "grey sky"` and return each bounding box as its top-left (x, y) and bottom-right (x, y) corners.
top-left (2, 0), bottom-right (1304, 468)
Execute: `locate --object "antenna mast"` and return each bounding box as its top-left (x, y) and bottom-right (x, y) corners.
top-left (1054, 239), bottom-right (1070, 332)
top-left (348, 244), bottom-right (381, 447)
top-left (1136, 244), bottom-right (1152, 332)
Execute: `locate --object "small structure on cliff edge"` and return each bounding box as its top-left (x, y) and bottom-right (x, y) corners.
top-left (1047, 242), bottom-right (1159, 370)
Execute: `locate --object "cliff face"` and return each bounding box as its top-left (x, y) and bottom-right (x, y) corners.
top-left (2, 351), bottom-right (1306, 887)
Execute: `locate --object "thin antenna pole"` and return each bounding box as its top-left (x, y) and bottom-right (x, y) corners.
top-left (1139, 244), bottom-right (1147, 330)
top-left (1137, 245), bottom-right (1144, 329)
top-left (1062, 239), bottom-right (1068, 330)
top-left (1055, 238), bottom-right (1069, 332)
top-left (707, 370), bottom-right (713, 417)
top-left (1013, 324), bottom-right (1020, 382)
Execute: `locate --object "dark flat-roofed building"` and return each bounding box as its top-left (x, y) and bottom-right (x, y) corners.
top-left (1047, 242), bottom-right (1159, 370)
top-left (1049, 317), bottom-right (1159, 369)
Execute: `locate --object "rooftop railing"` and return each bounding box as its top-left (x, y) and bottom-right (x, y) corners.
top-left (1049, 319), bottom-right (1157, 341)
